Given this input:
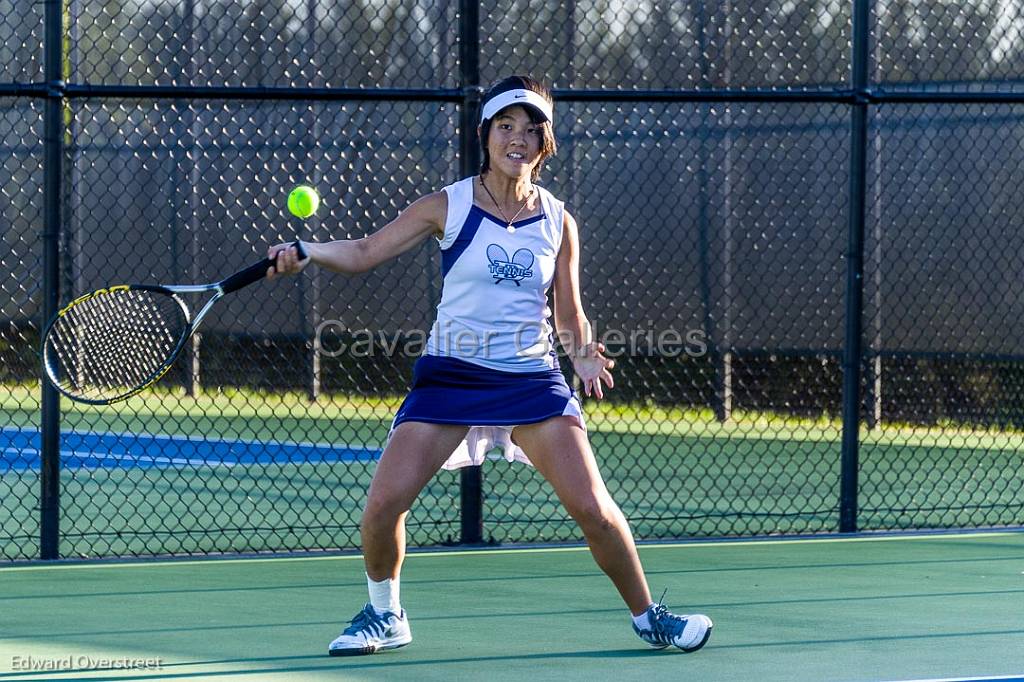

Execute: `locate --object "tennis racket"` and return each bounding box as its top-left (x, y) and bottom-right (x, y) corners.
top-left (41, 241), bottom-right (307, 405)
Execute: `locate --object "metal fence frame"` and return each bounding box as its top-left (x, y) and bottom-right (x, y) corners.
top-left (5, 0), bottom-right (1024, 559)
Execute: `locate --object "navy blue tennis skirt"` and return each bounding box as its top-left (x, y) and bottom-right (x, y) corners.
top-left (392, 354), bottom-right (578, 428)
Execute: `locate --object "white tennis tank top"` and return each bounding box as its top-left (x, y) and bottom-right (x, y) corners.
top-left (425, 176), bottom-right (565, 372)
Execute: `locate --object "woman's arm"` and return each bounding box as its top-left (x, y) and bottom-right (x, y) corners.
top-left (267, 191), bottom-right (447, 278)
top-left (552, 210), bottom-right (615, 399)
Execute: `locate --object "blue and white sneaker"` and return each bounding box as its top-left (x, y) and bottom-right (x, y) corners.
top-left (633, 600), bottom-right (713, 652)
top-left (328, 604), bottom-right (412, 656)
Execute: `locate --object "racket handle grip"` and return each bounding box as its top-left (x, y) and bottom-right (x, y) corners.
top-left (221, 241), bottom-right (308, 294)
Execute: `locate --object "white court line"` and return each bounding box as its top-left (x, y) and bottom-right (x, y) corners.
top-left (1, 425), bottom-right (372, 453)
top-left (0, 530), bottom-right (1020, 572)
top-left (884, 671), bottom-right (1024, 675)
top-left (2, 447), bottom-right (216, 467)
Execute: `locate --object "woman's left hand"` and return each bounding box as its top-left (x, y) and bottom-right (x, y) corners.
top-left (572, 342), bottom-right (615, 399)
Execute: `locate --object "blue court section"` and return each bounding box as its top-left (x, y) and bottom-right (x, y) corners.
top-left (0, 427), bottom-right (380, 472)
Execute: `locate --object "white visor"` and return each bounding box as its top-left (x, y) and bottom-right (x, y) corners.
top-left (480, 89), bottom-right (553, 125)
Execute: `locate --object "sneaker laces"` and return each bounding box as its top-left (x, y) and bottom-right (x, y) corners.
top-left (647, 589), bottom-right (687, 646)
top-left (342, 604), bottom-right (388, 639)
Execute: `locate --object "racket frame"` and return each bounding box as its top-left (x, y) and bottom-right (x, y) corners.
top-left (42, 284), bottom-right (201, 405)
top-left (41, 241), bottom-right (304, 405)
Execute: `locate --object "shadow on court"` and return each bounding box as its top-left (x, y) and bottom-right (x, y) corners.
top-left (3, 532), bottom-right (1024, 681)
top-left (4, 550), bottom-right (1022, 605)
top-left (0, 650), bottom-right (658, 681)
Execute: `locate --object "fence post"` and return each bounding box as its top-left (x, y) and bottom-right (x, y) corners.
top-left (304, 0), bottom-right (322, 401)
top-left (179, 0), bottom-right (202, 396)
top-left (864, 354), bottom-right (882, 429)
top-left (40, 0), bottom-right (65, 560)
top-left (866, 113), bottom-right (885, 430)
top-left (695, 2), bottom-right (732, 423)
top-left (839, 0), bottom-right (872, 534)
top-left (458, 0), bottom-right (484, 545)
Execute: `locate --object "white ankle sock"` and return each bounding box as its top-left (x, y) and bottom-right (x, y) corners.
top-left (632, 604), bottom-right (655, 631)
top-left (367, 573), bottom-right (401, 615)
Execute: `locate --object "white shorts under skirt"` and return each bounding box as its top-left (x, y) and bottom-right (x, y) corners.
top-left (387, 354), bottom-right (586, 470)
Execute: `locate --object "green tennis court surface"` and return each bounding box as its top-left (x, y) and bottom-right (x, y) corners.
top-left (2, 532), bottom-right (1023, 681)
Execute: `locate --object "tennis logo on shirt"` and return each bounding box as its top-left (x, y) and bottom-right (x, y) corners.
top-left (486, 244), bottom-right (535, 285)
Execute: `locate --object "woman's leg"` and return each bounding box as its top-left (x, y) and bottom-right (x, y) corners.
top-left (330, 421), bottom-right (469, 655)
top-left (511, 416), bottom-right (652, 615)
top-left (361, 421), bottom-right (469, 580)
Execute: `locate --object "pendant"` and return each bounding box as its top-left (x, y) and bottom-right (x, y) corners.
top-left (506, 224), bottom-right (516, 233)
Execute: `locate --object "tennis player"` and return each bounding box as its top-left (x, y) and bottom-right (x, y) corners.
top-left (269, 75), bottom-right (713, 656)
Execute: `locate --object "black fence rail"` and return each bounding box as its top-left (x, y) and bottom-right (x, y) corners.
top-left (2, 0), bottom-right (1024, 560)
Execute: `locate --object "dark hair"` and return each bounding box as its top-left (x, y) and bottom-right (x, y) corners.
top-left (478, 75), bottom-right (557, 182)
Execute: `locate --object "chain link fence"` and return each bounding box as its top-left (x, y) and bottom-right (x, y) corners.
top-left (2, 1), bottom-right (1023, 560)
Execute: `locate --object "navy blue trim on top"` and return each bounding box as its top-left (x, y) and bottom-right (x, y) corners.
top-left (441, 206), bottom-right (546, 278)
top-left (441, 209), bottom-right (485, 277)
top-left (470, 205), bottom-right (545, 229)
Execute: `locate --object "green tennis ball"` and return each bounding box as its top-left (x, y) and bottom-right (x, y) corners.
top-left (287, 185), bottom-right (320, 219)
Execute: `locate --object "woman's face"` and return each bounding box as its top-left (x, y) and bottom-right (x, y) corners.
top-left (486, 105), bottom-right (544, 179)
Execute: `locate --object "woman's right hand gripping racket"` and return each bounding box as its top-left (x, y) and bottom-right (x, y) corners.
top-left (41, 241), bottom-right (307, 405)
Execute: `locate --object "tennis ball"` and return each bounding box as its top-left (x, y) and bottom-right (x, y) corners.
top-left (287, 185), bottom-right (319, 219)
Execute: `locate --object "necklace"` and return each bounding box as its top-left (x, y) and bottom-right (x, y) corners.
top-left (480, 176), bottom-right (533, 233)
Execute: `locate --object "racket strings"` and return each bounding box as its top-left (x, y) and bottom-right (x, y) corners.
top-left (45, 289), bottom-right (188, 402)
